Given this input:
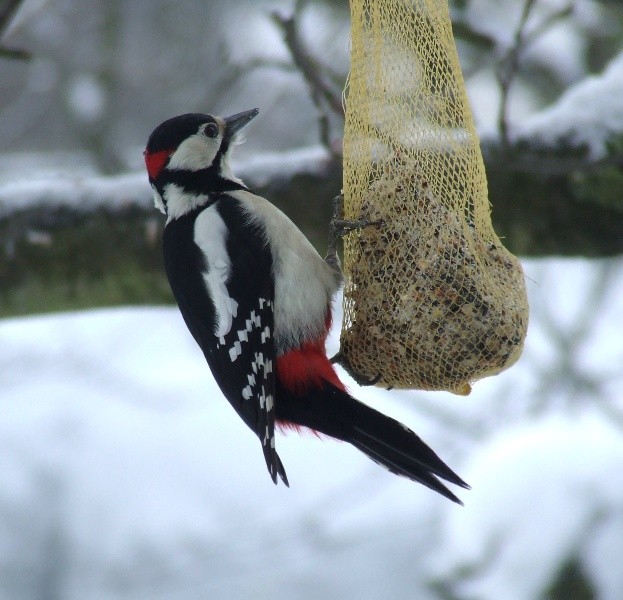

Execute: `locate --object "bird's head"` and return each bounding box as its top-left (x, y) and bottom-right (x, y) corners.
top-left (143, 108), bottom-right (258, 217)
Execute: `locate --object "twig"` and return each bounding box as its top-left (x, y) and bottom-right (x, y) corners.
top-left (523, 3), bottom-right (573, 47)
top-left (0, 0), bottom-right (31, 61)
top-left (271, 11), bottom-right (343, 117)
top-left (496, 1), bottom-right (574, 148)
top-left (496, 0), bottom-right (538, 148)
top-left (0, 0), bottom-right (23, 31)
top-left (271, 2), bottom-right (344, 154)
top-left (0, 46), bottom-right (29, 59)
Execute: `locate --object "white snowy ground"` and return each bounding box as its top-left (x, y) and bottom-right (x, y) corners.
top-left (1, 258), bottom-right (623, 600)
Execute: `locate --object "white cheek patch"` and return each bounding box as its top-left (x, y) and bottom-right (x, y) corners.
top-left (193, 205), bottom-right (238, 337)
top-left (151, 184), bottom-right (166, 214)
top-left (167, 133), bottom-right (219, 172)
top-left (164, 183), bottom-right (208, 221)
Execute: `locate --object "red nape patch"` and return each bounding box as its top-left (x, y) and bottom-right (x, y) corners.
top-left (144, 149), bottom-right (171, 180)
top-left (276, 340), bottom-right (346, 395)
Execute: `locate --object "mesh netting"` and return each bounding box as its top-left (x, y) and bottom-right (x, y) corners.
top-left (339, 0), bottom-right (529, 394)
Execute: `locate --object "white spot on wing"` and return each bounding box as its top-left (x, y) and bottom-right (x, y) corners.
top-left (228, 189), bottom-right (340, 354)
top-left (238, 299), bottom-right (275, 403)
top-left (194, 205), bottom-right (238, 338)
top-left (229, 341), bottom-right (243, 362)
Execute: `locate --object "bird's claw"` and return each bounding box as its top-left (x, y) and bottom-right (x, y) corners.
top-left (330, 193), bottom-right (384, 237)
top-left (325, 193), bottom-right (383, 273)
top-left (331, 351), bottom-right (382, 387)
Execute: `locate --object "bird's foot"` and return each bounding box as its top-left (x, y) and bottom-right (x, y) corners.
top-left (331, 351), bottom-right (383, 387)
top-left (330, 192), bottom-right (384, 237)
top-left (325, 193), bottom-right (383, 274)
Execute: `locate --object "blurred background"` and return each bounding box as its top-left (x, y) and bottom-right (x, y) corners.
top-left (1, 0), bottom-right (623, 598)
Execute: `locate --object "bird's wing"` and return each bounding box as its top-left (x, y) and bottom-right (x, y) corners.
top-left (163, 198), bottom-right (288, 485)
top-left (208, 277), bottom-right (287, 486)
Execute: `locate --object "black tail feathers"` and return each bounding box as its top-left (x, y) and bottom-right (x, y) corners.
top-left (348, 419), bottom-right (469, 504)
top-left (262, 442), bottom-right (289, 487)
top-left (276, 381), bottom-right (469, 504)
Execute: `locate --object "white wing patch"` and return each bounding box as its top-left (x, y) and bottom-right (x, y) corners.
top-left (194, 205), bottom-right (238, 338)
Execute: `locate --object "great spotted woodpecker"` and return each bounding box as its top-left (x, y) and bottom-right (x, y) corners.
top-left (144, 108), bottom-right (468, 503)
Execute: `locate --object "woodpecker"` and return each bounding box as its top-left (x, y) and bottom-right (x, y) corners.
top-left (144, 108), bottom-right (469, 503)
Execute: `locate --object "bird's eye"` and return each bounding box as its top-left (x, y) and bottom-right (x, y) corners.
top-left (204, 123), bottom-right (219, 138)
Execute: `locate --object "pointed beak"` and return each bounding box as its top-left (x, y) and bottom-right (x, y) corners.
top-left (224, 108), bottom-right (259, 140)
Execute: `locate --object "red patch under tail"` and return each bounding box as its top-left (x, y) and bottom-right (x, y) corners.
top-left (276, 339), bottom-right (345, 395)
top-left (275, 314), bottom-right (346, 433)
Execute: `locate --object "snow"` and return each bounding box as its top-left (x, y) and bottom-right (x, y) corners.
top-left (461, 0), bottom-right (617, 144)
top-left (465, 0), bottom-right (576, 52)
top-left (516, 50), bottom-right (623, 159)
top-left (1, 258), bottom-right (623, 599)
top-left (0, 147), bottom-right (332, 218)
top-left (0, 172), bottom-right (151, 218)
top-left (0, 152), bottom-right (98, 186)
top-left (435, 411), bottom-right (623, 600)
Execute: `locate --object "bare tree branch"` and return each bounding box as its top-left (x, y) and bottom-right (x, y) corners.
top-left (523, 3), bottom-right (573, 47)
top-left (495, 1), bottom-right (575, 149)
top-left (0, 0), bottom-right (31, 60)
top-left (0, 0), bottom-right (23, 31)
top-left (271, 3), bottom-right (344, 155)
top-left (496, 0), bottom-right (538, 148)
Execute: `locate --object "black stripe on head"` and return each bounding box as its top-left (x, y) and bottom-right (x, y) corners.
top-left (146, 113), bottom-right (217, 153)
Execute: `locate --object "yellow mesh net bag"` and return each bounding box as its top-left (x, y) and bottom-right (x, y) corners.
top-left (338, 0), bottom-right (529, 395)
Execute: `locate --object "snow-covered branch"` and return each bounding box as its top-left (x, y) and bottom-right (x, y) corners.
top-left (0, 173), bottom-right (151, 220)
top-left (512, 49), bottom-right (623, 159)
top-left (0, 145), bottom-right (334, 227)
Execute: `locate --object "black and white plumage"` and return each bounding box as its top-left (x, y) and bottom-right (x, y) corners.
top-left (144, 108), bottom-right (469, 502)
